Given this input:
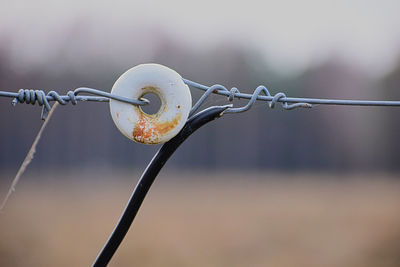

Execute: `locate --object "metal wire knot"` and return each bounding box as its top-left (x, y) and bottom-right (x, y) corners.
top-left (0, 87), bottom-right (149, 120)
top-left (11, 89), bottom-right (78, 119)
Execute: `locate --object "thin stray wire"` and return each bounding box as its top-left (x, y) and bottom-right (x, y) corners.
top-left (0, 103), bottom-right (59, 212)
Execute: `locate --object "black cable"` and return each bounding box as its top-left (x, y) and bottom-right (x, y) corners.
top-left (92, 106), bottom-right (229, 267)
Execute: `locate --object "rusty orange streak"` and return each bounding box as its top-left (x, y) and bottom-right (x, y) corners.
top-left (132, 113), bottom-right (182, 144)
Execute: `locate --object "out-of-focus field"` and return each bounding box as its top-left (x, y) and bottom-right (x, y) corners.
top-left (1, 171), bottom-right (400, 267)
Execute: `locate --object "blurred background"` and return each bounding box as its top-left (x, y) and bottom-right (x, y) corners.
top-left (0, 0), bottom-right (400, 266)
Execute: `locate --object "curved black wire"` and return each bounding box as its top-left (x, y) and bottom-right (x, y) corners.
top-left (92, 105), bottom-right (229, 267)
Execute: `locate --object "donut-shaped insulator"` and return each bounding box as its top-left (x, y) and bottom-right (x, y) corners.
top-left (109, 64), bottom-right (192, 144)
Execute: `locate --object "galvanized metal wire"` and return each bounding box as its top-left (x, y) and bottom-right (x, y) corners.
top-left (2, 79), bottom-right (400, 121)
top-left (183, 79), bottom-right (400, 116)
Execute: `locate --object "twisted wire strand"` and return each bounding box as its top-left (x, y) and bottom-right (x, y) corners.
top-left (0, 87), bottom-right (149, 120)
top-left (188, 82), bottom-right (312, 116)
top-left (183, 79), bottom-right (400, 114)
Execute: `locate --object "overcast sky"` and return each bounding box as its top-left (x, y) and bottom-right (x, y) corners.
top-left (1, 0), bottom-right (399, 76)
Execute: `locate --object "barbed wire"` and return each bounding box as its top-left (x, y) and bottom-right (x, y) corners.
top-left (1, 79), bottom-right (400, 120)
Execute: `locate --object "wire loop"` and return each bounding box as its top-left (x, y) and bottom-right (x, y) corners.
top-left (188, 82), bottom-right (312, 116)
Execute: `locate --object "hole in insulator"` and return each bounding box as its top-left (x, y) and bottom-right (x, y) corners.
top-left (140, 92), bottom-right (162, 115)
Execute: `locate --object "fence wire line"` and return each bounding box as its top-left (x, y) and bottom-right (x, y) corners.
top-left (1, 79), bottom-right (400, 120)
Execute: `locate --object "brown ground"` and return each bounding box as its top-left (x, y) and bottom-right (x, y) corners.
top-left (0, 171), bottom-right (400, 267)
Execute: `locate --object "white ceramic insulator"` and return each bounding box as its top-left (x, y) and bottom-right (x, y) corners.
top-left (109, 64), bottom-right (192, 144)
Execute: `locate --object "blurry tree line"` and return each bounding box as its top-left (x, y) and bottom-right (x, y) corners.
top-left (0, 37), bottom-right (399, 175)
